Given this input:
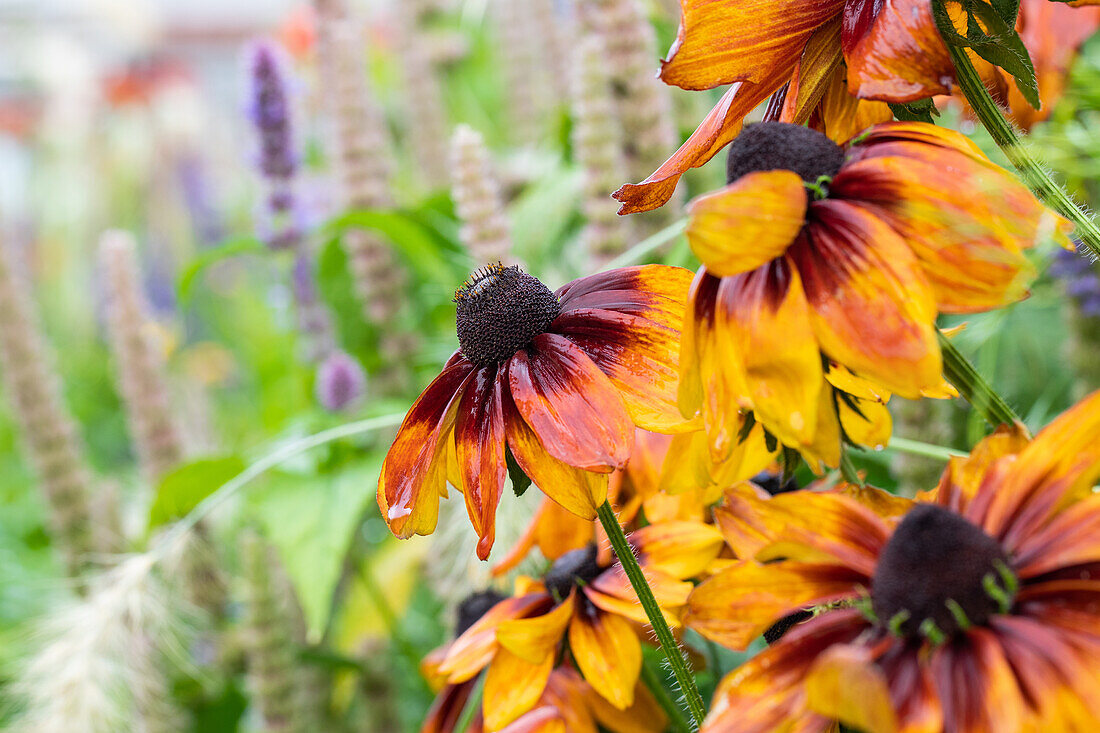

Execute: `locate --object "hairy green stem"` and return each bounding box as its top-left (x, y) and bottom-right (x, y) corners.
top-left (887, 437), bottom-right (966, 462)
top-left (595, 501), bottom-right (706, 730)
top-left (949, 46), bottom-right (1100, 257)
top-left (938, 332), bottom-right (1020, 427)
top-left (641, 659), bottom-right (692, 733)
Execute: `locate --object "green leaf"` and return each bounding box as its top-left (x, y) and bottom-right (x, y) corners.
top-left (326, 208), bottom-right (463, 286)
top-left (148, 456), bottom-right (246, 529)
top-left (177, 237), bottom-right (266, 305)
top-left (508, 167), bottom-right (583, 266)
top-left (888, 98), bottom-right (939, 124)
top-left (247, 457), bottom-right (383, 640)
top-left (506, 445), bottom-right (531, 497)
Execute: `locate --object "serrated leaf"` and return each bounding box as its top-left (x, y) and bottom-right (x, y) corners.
top-left (148, 455), bottom-right (246, 529)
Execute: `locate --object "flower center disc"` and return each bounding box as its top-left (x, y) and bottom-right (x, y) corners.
top-left (726, 122), bottom-right (846, 186)
top-left (871, 504), bottom-right (1014, 639)
top-left (544, 544), bottom-right (604, 600)
top-left (455, 264), bottom-right (561, 367)
top-left (455, 589), bottom-right (506, 637)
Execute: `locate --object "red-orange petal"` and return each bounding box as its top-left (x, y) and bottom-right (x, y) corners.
top-left (686, 171), bottom-right (808, 277)
top-left (554, 307), bottom-right (689, 433)
top-left (379, 360), bottom-right (476, 538)
top-left (556, 265), bottom-right (693, 329)
top-left (568, 609), bottom-right (642, 710)
top-left (455, 367), bottom-right (508, 560)
top-left (509, 333), bottom-right (634, 472)
top-left (496, 708), bottom-right (566, 733)
top-left (613, 80), bottom-right (786, 215)
top-left (793, 199), bottom-right (941, 398)
top-left (660, 0), bottom-right (843, 91)
top-left (1013, 493), bottom-right (1100, 579)
top-left (929, 628), bottom-right (1024, 732)
top-left (439, 593), bottom-right (551, 683)
top-left (845, 0), bottom-right (955, 103)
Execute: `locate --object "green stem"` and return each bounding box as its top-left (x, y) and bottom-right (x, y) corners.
top-left (887, 437), bottom-right (966, 462)
top-left (938, 331), bottom-right (1020, 426)
top-left (948, 45), bottom-right (1100, 258)
top-left (641, 660), bottom-right (692, 733)
top-left (595, 501), bottom-right (706, 730)
top-left (839, 449), bottom-right (864, 486)
top-left (604, 219), bottom-right (687, 270)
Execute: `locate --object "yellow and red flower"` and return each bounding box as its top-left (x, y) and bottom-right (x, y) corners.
top-left (432, 520), bottom-right (722, 730)
top-left (685, 390), bottom-right (1100, 732)
top-left (378, 263), bottom-right (692, 558)
top-left (678, 120), bottom-right (1069, 467)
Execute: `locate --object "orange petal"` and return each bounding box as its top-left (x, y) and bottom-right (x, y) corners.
top-left (1012, 492), bottom-right (1100, 579)
top-left (686, 171), bottom-right (807, 277)
top-left (816, 63), bottom-right (894, 143)
top-left (838, 392), bottom-right (892, 450)
top-left (658, 422), bottom-right (778, 496)
top-left (455, 367), bottom-right (509, 560)
top-left (685, 561), bottom-right (865, 650)
top-left (509, 333), bottom-right (634, 472)
top-left (845, 0), bottom-right (954, 103)
top-left (483, 648), bottom-right (555, 731)
top-left (502, 388), bottom-right (607, 520)
top-left (585, 567), bottom-right (692, 626)
top-left (422, 680), bottom-right (477, 733)
top-left (440, 593), bottom-right (551, 683)
top-left (833, 148), bottom-right (1066, 314)
top-left (794, 199), bottom-right (941, 398)
top-left (713, 258), bottom-right (824, 449)
top-left (568, 610), bottom-right (642, 710)
top-left (980, 390), bottom-right (1100, 549)
top-left (556, 265), bottom-right (693, 331)
top-left (933, 422), bottom-right (1029, 514)
top-left (496, 592), bottom-right (575, 665)
top-left (554, 307), bottom-right (690, 433)
top-left (496, 708), bottom-right (566, 733)
top-left (805, 644), bottom-right (899, 733)
top-left (613, 80), bottom-right (786, 215)
top-left (660, 0), bottom-right (842, 90)
top-left (586, 676), bottom-right (669, 733)
top-left (631, 520), bottom-right (724, 579)
top-left (799, 382), bottom-right (845, 471)
top-left (780, 17), bottom-right (844, 125)
top-left (929, 628), bottom-right (1024, 733)
top-left (379, 361), bottom-right (475, 538)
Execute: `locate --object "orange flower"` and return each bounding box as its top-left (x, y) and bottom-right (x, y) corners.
top-left (678, 120), bottom-right (1069, 467)
top-left (685, 390), bottom-right (1100, 732)
top-left (378, 264), bottom-right (692, 558)
top-left (949, 0), bottom-right (1100, 130)
top-left (435, 521), bottom-right (722, 730)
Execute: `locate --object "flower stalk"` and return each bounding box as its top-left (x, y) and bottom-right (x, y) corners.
top-left (594, 500), bottom-right (706, 731)
top-left (938, 331), bottom-right (1020, 427)
top-left (948, 44), bottom-right (1100, 259)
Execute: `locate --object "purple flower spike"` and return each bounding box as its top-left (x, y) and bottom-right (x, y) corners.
top-left (316, 351), bottom-right (367, 412)
top-left (1053, 246), bottom-right (1100, 315)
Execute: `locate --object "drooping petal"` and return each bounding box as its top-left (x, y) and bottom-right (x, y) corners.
top-left (831, 145), bottom-right (1068, 313)
top-left (704, 609), bottom-right (867, 731)
top-left (496, 592), bottom-right (575, 666)
top-left (816, 63), bottom-right (894, 143)
top-left (845, 0), bottom-right (954, 103)
top-left (686, 172), bottom-right (808, 277)
top-left (838, 392), bottom-right (892, 450)
top-left (502, 387), bottom-right (607, 519)
top-left (631, 520), bottom-right (724, 579)
top-left (556, 265), bottom-right (693, 329)
top-left (509, 333), bottom-right (634, 472)
top-left (793, 199), bottom-right (941, 398)
top-left (613, 79), bottom-right (789, 215)
top-left (660, 0), bottom-right (843, 90)
top-left (929, 628), bottom-right (1025, 733)
top-left (379, 360), bottom-right (476, 538)
top-left (554, 307), bottom-right (689, 433)
top-left (483, 648), bottom-right (556, 731)
top-left (440, 593), bottom-right (552, 683)
top-left (780, 17), bottom-right (844, 125)
top-left (685, 561), bottom-right (865, 650)
top-left (568, 609), bottom-right (642, 710)
top-left (980, 390), bottom-right (1100, 550)
top-left (658, 425), bottom-right (778, 496)
top-left (805, 644), bottom-right (899, 733)
top-left (713, 258), bottom-right (824, 449)
top-left (455, 367), bottom-right (509, 560)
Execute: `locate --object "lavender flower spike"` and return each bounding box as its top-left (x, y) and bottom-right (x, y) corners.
top-left (247, 41), bottom-right (300, 250)
top-left (315, 350), bottom-right (367, 412)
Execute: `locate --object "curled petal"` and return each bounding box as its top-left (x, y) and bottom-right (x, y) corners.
top-left (378, 361), bottom-right (475, 538)
top-left (794, 199), bottom-right (941, 398)
top-left (686, 171), bottom-right (807, 277)
top-left (502, 388), bottom-right (607, 519)
top-left (685, 561), bottom-right (865, 650)
top-left (613, 80), bottom-right (785, 215)
top-left (780, 17), bottom-right (844, 125)
top-left (509, 333), bottom-right (634, 472)
top-left (845, 0), bottom-right (954, 103)
top-left (568, 610), bottom-right (642, 710)
top-left (660, 0), bottom-right (843, 90)
top-left (455, 367), bottom-right (508, 559)
top-left (555, 307), bottom-right (690, 433)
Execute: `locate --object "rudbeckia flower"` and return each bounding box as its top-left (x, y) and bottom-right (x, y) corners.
top-left (434, 520), bottom-right (723, 730)
top-left (685, 390), bottom-right (1100, 732)
top-left (378, 263), bottom-right (692, 558)
top-left (679, 120), bottom-right (1070, 467)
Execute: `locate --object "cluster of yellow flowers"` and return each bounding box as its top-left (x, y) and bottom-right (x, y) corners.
top-left (380, 1), bottom-right (1100, 731)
